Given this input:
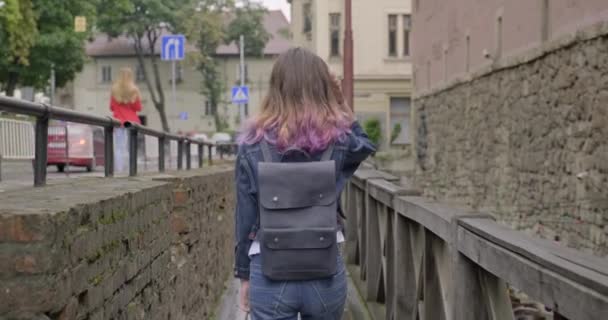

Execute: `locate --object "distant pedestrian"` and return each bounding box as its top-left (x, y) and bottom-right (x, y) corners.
top-left (234, 48), bottom-right (376, 319)
top-left (110, 67), bottom-right (142, 173)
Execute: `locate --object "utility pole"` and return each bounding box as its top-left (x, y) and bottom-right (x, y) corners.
top-left (239, 35), bottom-right (246, 123)
top-left (172, 60), bottom-right (177, 113)
top-left (343, 0), bottom-right (354, 111)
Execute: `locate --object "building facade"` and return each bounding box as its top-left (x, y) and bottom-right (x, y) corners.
top-left (66, 10), bottom-right (290, 134)
top-left (289, 0), bottom-right (413, 148)
top-left (412, 0), bottom-right (608, 255)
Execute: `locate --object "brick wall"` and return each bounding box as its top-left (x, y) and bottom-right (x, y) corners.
top-left (414, 24), bottom-right (608, 256)
top-left (0, 167), bottom-right (235, 319)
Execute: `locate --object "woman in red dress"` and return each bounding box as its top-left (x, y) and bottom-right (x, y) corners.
top-left (110, 67), bottom-right (142, 172)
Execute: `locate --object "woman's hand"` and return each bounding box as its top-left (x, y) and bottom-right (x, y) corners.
top-left (240, 279), bottom-right (250, 312)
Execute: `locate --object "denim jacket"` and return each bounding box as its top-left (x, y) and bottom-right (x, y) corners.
top-left (234, 121), bottom-right (376, 280)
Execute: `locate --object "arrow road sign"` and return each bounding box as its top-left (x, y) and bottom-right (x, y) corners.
top-left (231, 86), bottom-right (249, 104)
top-left (161, 35), bottom-right (185, 61)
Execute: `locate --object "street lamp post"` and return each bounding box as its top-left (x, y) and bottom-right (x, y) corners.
top-left (343, 0), bottom-right (354, 111)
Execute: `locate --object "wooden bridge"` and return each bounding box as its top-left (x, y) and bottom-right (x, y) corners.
top-left (334, 167), bottom-right (607, 320)
top-left (216, 165), bottom-right (607, 320)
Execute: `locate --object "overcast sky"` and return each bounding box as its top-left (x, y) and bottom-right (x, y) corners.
top-left (259, 0), bottom-right (291, 20)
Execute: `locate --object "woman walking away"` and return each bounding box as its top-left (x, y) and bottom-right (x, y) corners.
top-left (235, 47), bottom-right (376, 320)
top-left (110, 67), bottom-right (142, 173)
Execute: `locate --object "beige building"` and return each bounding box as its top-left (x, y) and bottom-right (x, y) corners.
top-left (289, 0), bottom-right (413, 148)
top-left (65, 11), bottom-right (290, 134)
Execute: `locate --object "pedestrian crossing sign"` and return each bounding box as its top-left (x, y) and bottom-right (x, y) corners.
top-left (231, 86), bottom-right (249, 104)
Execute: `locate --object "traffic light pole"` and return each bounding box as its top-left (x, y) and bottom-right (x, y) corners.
top-left (343, 0), bottom-right (354, 111)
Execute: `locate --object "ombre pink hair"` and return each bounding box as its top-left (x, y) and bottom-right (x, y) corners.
top-left (238, 48), bottom-right (354, 154)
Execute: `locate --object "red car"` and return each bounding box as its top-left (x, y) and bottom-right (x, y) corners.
top-left (47, 122), bottom-right (105, 172)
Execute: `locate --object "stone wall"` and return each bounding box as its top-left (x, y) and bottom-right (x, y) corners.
top-left (0, 167), bottom-right (235, 319)
top-left (414, 24), bottom-right (608, 256)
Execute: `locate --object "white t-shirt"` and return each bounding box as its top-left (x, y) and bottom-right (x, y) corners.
top-left (248, 231), bottom-right (345, 256)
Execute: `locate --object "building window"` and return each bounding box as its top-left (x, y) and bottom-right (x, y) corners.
top-left (388, 15), bottom-right (398, 57)
top-left (329, 13), bottom-right (341, 57)
top-left (135, 65), bottom-right (145, 82)
top-left (303, 3), bottom-right (312, 34)
top-left (403, 15), bottom-right (411, 56)
top-left (390, 97), bottom-right (411, 144)
top-left (101, 66), bottom-right (112, 83)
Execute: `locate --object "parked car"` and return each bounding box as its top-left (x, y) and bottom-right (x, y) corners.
top-left (47, 122), bottom-right (104, 172)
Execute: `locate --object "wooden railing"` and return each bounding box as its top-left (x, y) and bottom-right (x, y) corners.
top-left (342, 168), bottom-right (608, 320)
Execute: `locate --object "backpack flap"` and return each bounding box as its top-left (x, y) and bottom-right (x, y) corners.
top-left (258, 161), bottom-right (337, 210)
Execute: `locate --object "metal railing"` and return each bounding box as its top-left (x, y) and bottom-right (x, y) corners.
top-left (0, 96), bottom-right (231, 187)
top-left (343, 168), bottom-right (608, 320)
top-left (0, 118), bottom-right (35, 160)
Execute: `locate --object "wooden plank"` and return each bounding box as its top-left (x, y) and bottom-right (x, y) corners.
top-left (459, 218), bottom-right (608, 296)
top-left (392, 215), bottom-right (420, 320)
top-left (431, 235), bottom-right (451, 317)
top-left (478, 273), bottom-right (514, 320)
top-left (366, 198), bottom-right (382, 301)
top-left (393, 197), bottom-right (454, 242)
top-left (385, 209), bottom-right (396, 320)
top-left (379, 206), bottom-right (391, 308)
top-left (423, 230), bottom-right (447, 320)
top-left (359, 187), bottom-right (368, 280)
top-left (353, 169), bottom-right (398, 189)
top-left (457, 227), bottom-right (608, 320)
top-left (368, 179), bottom-right (419, 207)
top-left (449, 250), bottom-right (490, 320)
top-left (345, 183), bottom-right (359, 264)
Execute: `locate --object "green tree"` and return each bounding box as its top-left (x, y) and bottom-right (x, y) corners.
top-left (0, 0), bottom-right (96, 97)
top-left (0, 0), bottom-right (37, 96)
top-left (97, 0), bottom-right (190, 132)
top-left (225, 1), bottom-right (270, 57)
top-left (182, 0), bottom-right (269, 131)
top-left (364, 118), bottom-right (382, 146)
top-left (181, 4), bottom-right (227, 130)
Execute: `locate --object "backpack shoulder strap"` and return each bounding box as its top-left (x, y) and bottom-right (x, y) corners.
top-left (260, 140), bottom-right (273, 162)
top-left (320, 143), bottom-right (335, 161)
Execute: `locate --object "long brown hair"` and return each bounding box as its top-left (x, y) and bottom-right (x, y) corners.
top-left (111, 67), bottom-right (141, 103)
top-left (239, 47), bottom-right (354, 153)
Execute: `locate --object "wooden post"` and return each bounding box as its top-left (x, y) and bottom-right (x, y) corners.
top-left (366, 198), bottom-right (382, 301)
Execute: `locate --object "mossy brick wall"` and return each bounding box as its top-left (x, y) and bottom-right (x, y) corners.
top-left (414, 24), bottom-right (608, 256)
top-left (0, 167), bottom-right (235, 320)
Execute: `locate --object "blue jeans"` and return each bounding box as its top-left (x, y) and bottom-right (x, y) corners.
top-left (249, 254), bottom-right (347, 320)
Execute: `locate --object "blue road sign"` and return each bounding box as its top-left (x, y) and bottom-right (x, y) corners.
top-left (161, 35), bottom-right (185, 61)
top-left (231, 86), bottom-right (249, 104)
top-left (179, 112), bottom-right (188, 120)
